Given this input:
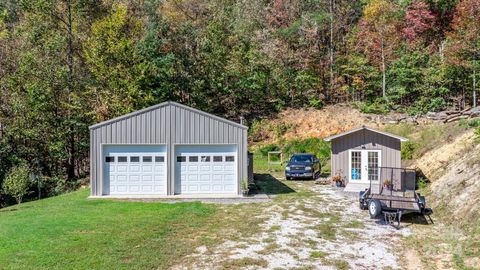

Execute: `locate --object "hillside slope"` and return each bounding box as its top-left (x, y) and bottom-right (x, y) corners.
top-left (410, 130), bottom-right (480, 269)
top-left (414, 130), bottom-right (480, 225)
top-left (249, 104), bottom-right (411, 145)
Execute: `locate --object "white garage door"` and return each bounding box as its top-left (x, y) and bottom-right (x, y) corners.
top-left (103, 145), bottom-right (167, 195)
top-left (175, 145), bottom-right (237, 194)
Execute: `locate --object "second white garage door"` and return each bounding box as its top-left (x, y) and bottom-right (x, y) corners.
top-left (175, 145), bottom-right (237, 194)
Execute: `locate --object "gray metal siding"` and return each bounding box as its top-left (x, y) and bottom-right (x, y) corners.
top-left (90, 102), bottom-right (248, 196)
top-left (330, 129), bottom-right (401, 184)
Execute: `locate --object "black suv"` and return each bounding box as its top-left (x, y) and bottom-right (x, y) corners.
top-left (285, 153), bottom-right (321, 180)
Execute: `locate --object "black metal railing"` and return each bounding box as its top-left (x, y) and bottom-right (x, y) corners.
top-left (370, 167), bottom-right (416, 197)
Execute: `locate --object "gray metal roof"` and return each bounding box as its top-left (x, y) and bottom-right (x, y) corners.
top-left (89, 101), bottom-right (248, 130)
top-left (323, 126), bottom-right (408, 142)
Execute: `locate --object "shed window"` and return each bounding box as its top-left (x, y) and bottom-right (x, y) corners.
top-left (118, 156), bottom-right (127, 162)
top-left (177, 156), bottom-right (186, 162)
top-left (201, 156), bottom-right (211, 162)
top-left (225, 156), bottom-right (235, 162)
top-left (130, 156), bottom-right (140, 162)
top-left (143, 156), bottom-right (152, 162)
top-left (105, 156), bottom-right (115, 163)
top-left (189, 156), bottom-right (199, 162)
top-left (155, 156), bottom-right (165, 162)
top-left (213, 156), bottom-right (223, 162)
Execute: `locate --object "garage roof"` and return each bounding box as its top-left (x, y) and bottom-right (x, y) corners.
top-left (89, 101), bottom-right (248, 130)
top-left (323, 126), bottom-right (408, 142)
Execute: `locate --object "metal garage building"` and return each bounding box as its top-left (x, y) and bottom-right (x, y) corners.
top-left (89, 101), bottom-right (248, 197)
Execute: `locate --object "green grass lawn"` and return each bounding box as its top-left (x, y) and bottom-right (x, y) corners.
top-left (0, 189), bottom-right (222, 270)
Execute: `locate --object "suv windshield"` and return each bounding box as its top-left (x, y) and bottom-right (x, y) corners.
top-left (290, 155), bottom-right (313, 163)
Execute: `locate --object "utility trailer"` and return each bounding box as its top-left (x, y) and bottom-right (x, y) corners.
top-left (359, 167), bottom-right (433, 228)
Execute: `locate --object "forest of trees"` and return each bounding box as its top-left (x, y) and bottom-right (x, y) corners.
top-left (0, 0), bottom-right (478, 205)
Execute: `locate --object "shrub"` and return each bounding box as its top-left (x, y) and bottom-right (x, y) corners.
top-left (401, 141), bottom-right (418, 160)
top-left (2, 164), bottom-right (32, 204)
top-left (357, 99), bottom-right (391, 114)
top-left (259, 144), bottom-right (280, 157)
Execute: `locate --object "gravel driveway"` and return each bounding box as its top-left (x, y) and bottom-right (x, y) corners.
top-left (172, 179), bottom-right (411, 270)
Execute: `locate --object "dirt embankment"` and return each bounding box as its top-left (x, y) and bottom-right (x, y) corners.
top-left (250, 105), bottom-right (389, 145)
top-left (414, 130), bottom-right (480, 225)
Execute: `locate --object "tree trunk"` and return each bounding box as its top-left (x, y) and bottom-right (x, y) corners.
top-left (329, 0), bottom-right (335, 101)
top-left (474, 67), bottom-right (477, 108)
top-left (381, 39), bottom-right (386, 99)
top-left (66, 0), bottom-right (76, 180)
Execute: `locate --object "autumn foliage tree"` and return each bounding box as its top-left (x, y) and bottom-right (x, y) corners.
top-left (446, 0), bottom-right (480, 107)
top-left (358, 0), bottom-right (401, 99)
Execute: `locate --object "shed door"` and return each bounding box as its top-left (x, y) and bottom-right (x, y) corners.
top-left (103, 145), bottom-right (167, 195)
top-left (349, 150), bottom-right (381, 183)
top-left (175, 145), bottom-right (237, 194)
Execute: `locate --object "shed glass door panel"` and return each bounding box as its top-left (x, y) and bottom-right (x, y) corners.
top-left (349, 150), bottom-right (381, 183)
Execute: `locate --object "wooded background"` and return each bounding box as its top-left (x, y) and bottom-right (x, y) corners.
top-left (0, 0), bottom-right (478, 205)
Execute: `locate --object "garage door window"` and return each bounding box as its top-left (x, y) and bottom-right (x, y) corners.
top-left (143, 156), bottom-right (152, 162)
top-left (213, 156), bottom-right (223, 162)
top-left (105, 156), bottom-right (115, 163)
top-left (226, 156), bottom-right (235, 162)
top-left (177, 156), bottom-right (186, 162)
top-left (201, 156), bottom-right (210, 162)
top-left (155, 156), bottom-right (165, 162)
top-left (118, 156), bottom-right (128, 162)
top-left (130, 156), bottom-right (140, 162)
top-left (189, 156), bottom-right (199, 162)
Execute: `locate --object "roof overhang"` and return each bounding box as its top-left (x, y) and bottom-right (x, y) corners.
top-left (323, 126), bottom-right (408, 142)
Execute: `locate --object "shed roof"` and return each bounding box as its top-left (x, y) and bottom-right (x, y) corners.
top-left (323, 126), bottom-right (408, 142)
top-left (89, 101), bottom-right (248, 130)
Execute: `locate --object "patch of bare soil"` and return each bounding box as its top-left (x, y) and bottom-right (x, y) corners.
top-left (171, 181), bottom-right (410, 270)
top-left (414, 130), bottom-right (480, 225)
top-left (277, 105), bottom-right (383, 140)
top-left (406, 129), bottom-right (480, 269)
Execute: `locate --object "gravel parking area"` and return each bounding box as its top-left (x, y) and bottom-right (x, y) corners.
top-left (171, 178), bottom-right (411, 270)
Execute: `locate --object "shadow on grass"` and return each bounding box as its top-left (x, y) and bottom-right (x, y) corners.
top-left (254, 173), bottom-right (296, 195)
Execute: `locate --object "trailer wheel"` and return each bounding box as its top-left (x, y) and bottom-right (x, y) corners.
top-left (368, 199), bottom-right (382, 218)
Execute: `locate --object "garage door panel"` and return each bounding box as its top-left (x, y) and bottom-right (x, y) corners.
top-left (142, 166), bottom-right (153, 173)
top-left (175, 145), bottom-right (237, 195)
top-left (188, 165), bottom-right (198, 171)
top-left (200, 185), bottom-right (211, 191)
top-left (224, 185), bottom-right (235, 191)
top-left (212, 185), bottom-right (223, 191)
top-left (104, 145), bottom-right (167, 195)
top-left (116, 185), bottom-right (128, 192)
top-left (200, 166), bottom-right (210, 171)
top-left (130, 166), bottom-right (140, 172)
top-left (130, 175), bottom-right (140, 182)
top-left (212, 165), bottom-right (223, 171)
top-left (199, 174), bottom-right (210, 181)
top-left (142, 186), bottom-right (153, 192)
